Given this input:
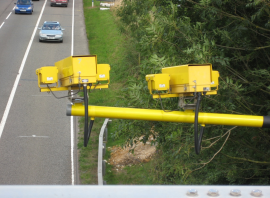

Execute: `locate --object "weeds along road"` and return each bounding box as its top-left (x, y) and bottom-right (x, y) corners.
top-left (0, 0), bottom-right (88, 184)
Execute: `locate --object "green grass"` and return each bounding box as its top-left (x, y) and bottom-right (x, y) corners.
top-left (83, 0), bottom-right (128, 82)
top-left (78, 0), bottom-right (127, 184)
top-left (79, 0), bottom-right (156, 185)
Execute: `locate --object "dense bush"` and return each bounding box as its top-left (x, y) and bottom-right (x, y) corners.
top-left (114, 0), bottom-right (270, 184)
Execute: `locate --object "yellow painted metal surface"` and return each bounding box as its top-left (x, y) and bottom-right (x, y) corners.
top-left (39, 84), bottom-right (109, 92)
top-left (162, 64), bottom-right (215, 93)
top-left (97, 64), bottom-right (110, 82)
top-left (211, 70), bottom-right (219, 88)
top-left (55, 55), bottom-right (97, 86)
top-left (188, 66), bottom-right (211, 90)
top-left (146, 64), bottom-right (219, 98)
top-left (36, 55), bottom-right (111, 92)
top-left (146, 74), bottom-right (170, 93)
top-left (151, 91), bottom-right (217, 99)
top-left (36, 66), bottom-right (58, 88)
top-left (162, 65), bottom-right (189, 85)
top-left (152, 93), bottom-right (180, 99)
top-left (70, 104), bottom-right (264, 128)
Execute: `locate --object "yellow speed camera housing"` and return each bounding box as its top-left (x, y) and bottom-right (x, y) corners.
top-left (96, 64), bottom-right (110, 82)
top-left (146, 74), bottom-right (170, 93)
top-left (36, 55), bottom-right (110, 92)
top-left (146, 64), bottom-right (219, 98)
top-left (55, 55), bottom-right (97, 86)
top-left (36, 66), bottom-right (58, 88)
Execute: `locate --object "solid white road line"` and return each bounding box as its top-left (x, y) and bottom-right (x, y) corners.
top-left (71, 104), bottom-right (74, 185)
top-left (71, 0), bottom-right (75, 186)
top-left (0, 22), bottom-right (4, 29)
top-left (71, 0), bottom-right (74, 56)
top-left (0, 0), bottom-right (48, 139)
top-left (6, 12), bottom-right (12, 19)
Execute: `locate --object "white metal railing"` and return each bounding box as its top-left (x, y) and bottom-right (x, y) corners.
top-left (0, 185), bottom-right (269, 197)
top-left (97, 118), bottom-right (110, 185)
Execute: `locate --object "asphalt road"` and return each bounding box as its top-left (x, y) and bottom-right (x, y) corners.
top-left (0, 0), bottom-right (89, 184)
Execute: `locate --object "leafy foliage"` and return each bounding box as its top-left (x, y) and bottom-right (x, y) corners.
top-left (115, 0), bottom-right (270, 184)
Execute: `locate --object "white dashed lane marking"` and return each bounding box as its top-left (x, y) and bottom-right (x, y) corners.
top-left (18, 135), bottom-right (49, 138)
top-left (6, 12), bottom-right (12, 19)
top-left (0, 22), bottom-right (4, 29)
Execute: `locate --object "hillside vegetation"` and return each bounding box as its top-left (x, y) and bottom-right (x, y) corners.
top-left (114, 0), bottom-right (270, 184)
top-left (81, 0), bottom-right (270, 185)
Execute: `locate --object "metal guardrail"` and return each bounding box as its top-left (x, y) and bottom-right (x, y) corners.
top-left (98, 118), bottom-right (110, 185)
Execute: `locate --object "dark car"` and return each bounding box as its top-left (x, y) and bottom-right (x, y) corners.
top-left (14, 0), bottom-right (34, 14)
top-left (50, 0), bottom-right (69, 7)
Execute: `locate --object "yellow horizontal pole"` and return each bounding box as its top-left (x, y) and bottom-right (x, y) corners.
top-left (67, 104), bottom-right (267, 128)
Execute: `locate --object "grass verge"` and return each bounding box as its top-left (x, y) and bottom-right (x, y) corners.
top-left (79, 0), bottom-right (157, 185)
top-left (78, 0), bottom-right (127, 184)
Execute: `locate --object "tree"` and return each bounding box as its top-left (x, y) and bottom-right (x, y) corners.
top-left (116, 0), bottom-right (270, 184)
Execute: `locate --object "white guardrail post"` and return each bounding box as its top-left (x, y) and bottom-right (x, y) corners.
top-left (98, 118), bottom-right (110, 185)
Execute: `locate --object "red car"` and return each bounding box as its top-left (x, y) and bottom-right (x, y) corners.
top-left (50, 0), bottom-right (68, 7)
